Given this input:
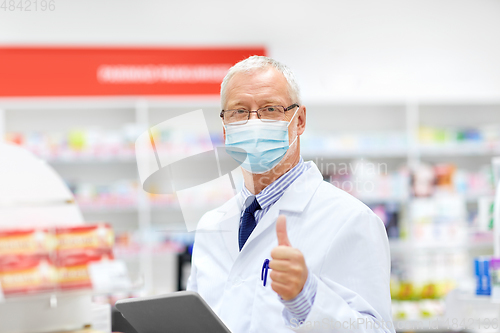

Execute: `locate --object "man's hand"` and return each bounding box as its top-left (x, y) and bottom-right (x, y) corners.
top-left (269, 215), bottom-right (308, 301)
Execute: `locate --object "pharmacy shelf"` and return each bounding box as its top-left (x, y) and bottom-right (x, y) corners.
top-left (79, 204), bottom-right (219, 214)
top-left (419, 145), bottom-right (500, 157)
top-left (303, 149), bottom-right (408, 159)
top-left (389, 238), bottom-right (494, 253)
top-left (33, 147), bottom-right (500, 166)
top-left (1, 285), bottom-right (144, 303)
top-left (456, 292), bottom-right (500, 304)
top-left (80, 205), bottom-right (139, 214)
top-left (77, 194), bottom-right (424, 214)
top-left (357, 196), bottom-right (409, 204)
top-left (393, 318), bottom-right (451, 333)
top-left (2, 98), bottom-right (499, 296)
top-left (46, 156), bottom-right (136, 164)
top-left (302, 146), bottom-right (500, 160)
top-left (114, 244), bottom-right (185, 260)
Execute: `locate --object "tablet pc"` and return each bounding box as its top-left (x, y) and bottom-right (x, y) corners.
top-left (115, 291), bottom-right (231, 333)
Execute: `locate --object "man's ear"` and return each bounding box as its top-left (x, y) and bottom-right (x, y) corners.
top-left (222, 122), bottom-right (226, 141)
top-left (297, 106), bottom-right (306, 136)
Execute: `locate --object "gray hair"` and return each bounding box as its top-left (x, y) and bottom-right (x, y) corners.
top-left (220, 56), bottom-right (301, 109)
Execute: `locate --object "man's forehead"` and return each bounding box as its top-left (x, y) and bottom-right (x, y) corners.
top-left (223, 66), bottom-right (291, 108)
top-left (230, 66), bottom-right (284, 83)
top-left (226, 68), bottom-right (288, 94)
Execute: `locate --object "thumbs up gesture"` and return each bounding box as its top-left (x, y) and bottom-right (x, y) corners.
top-left (269, 215), bottom-right (308, 301)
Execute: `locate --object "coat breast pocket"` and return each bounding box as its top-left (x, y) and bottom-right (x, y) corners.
top-left (251, 265), bottom-right (295, 332)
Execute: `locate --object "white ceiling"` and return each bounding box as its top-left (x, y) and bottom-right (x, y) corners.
top-left (1, 0), bottom-right (499, 100)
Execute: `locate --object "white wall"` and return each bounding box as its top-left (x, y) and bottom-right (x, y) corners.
top-left (1, 0), bottom-right (499, 101)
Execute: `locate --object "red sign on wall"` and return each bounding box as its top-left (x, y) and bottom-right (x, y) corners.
top-left (0, 47), bottom-right (266, 97)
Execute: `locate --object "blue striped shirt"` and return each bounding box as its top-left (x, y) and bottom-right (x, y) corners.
top-left (240, 156), bottom-right (318, 324)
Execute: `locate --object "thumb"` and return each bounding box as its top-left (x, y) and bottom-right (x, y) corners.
top-left (276, 215), bottom-right (291, 247)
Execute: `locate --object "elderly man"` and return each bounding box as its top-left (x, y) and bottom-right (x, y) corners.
top-left (187, 56), bottom-right (393, 333)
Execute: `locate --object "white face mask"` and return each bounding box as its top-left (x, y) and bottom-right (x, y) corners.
top-left (224, 107), bottom-right (299, 174)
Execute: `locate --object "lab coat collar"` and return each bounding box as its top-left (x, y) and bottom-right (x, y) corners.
top-left (275, 161), bottom-right (323, 213)
top-left (216, 161), bottom-right (322, 214)
top-left (238, 161), bottom-right (323, 252)
top-left (215, 161), bottom-right (324, 261)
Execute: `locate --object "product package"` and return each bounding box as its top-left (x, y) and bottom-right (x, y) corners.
top-left (56, 249), bottom-right (114, 290)
top-left (0, 223), bottom-right (116, 295)
top-left (0, 254), bottom-right (57, 295)
top-left (0, 228), bottom-right (55, 256)
top-left (54, 224), bottom-right (115, 290)
top-left (55, 224), bottom-right (114, 254)
top-left (475, 257), bottom-right (491, 296)
top-left (490, 257), bottom-right (500, 300)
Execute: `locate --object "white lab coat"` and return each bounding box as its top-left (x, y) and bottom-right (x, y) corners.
top-left (187, 161), bottom-right (394, 333)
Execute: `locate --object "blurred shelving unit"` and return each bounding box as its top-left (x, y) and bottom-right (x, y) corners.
top-left (0, 97), bottom-right (224, 296)
top-left (1, 98), bottom-right (499, 323)
top-left (301, 99), bottom-right (500, 332)
top-left (389, 237), bottom-right (494, 253)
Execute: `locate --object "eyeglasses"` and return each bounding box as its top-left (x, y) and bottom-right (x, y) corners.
top-left (220, 104), bottom-right (299, 125)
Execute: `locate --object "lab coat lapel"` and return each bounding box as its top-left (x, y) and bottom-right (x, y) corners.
top-left (242, 161), bottom-right (324, 250)
top-left (216, 193), bottom-right (244, 262)
top-left (242, 206), bottom-right (279, 250)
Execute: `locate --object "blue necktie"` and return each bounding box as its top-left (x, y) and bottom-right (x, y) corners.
top-left (239, 196), bottom-right (261, 251)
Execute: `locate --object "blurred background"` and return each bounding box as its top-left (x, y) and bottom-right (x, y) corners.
top-left (1, 1), bottom-right (500, 332)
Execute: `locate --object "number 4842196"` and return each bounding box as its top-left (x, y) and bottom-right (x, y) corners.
top-left (1, 0), bottom-right (55, 11)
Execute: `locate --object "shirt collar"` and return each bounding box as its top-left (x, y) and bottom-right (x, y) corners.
top-left (241, 156), bottom-right (306, 210)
